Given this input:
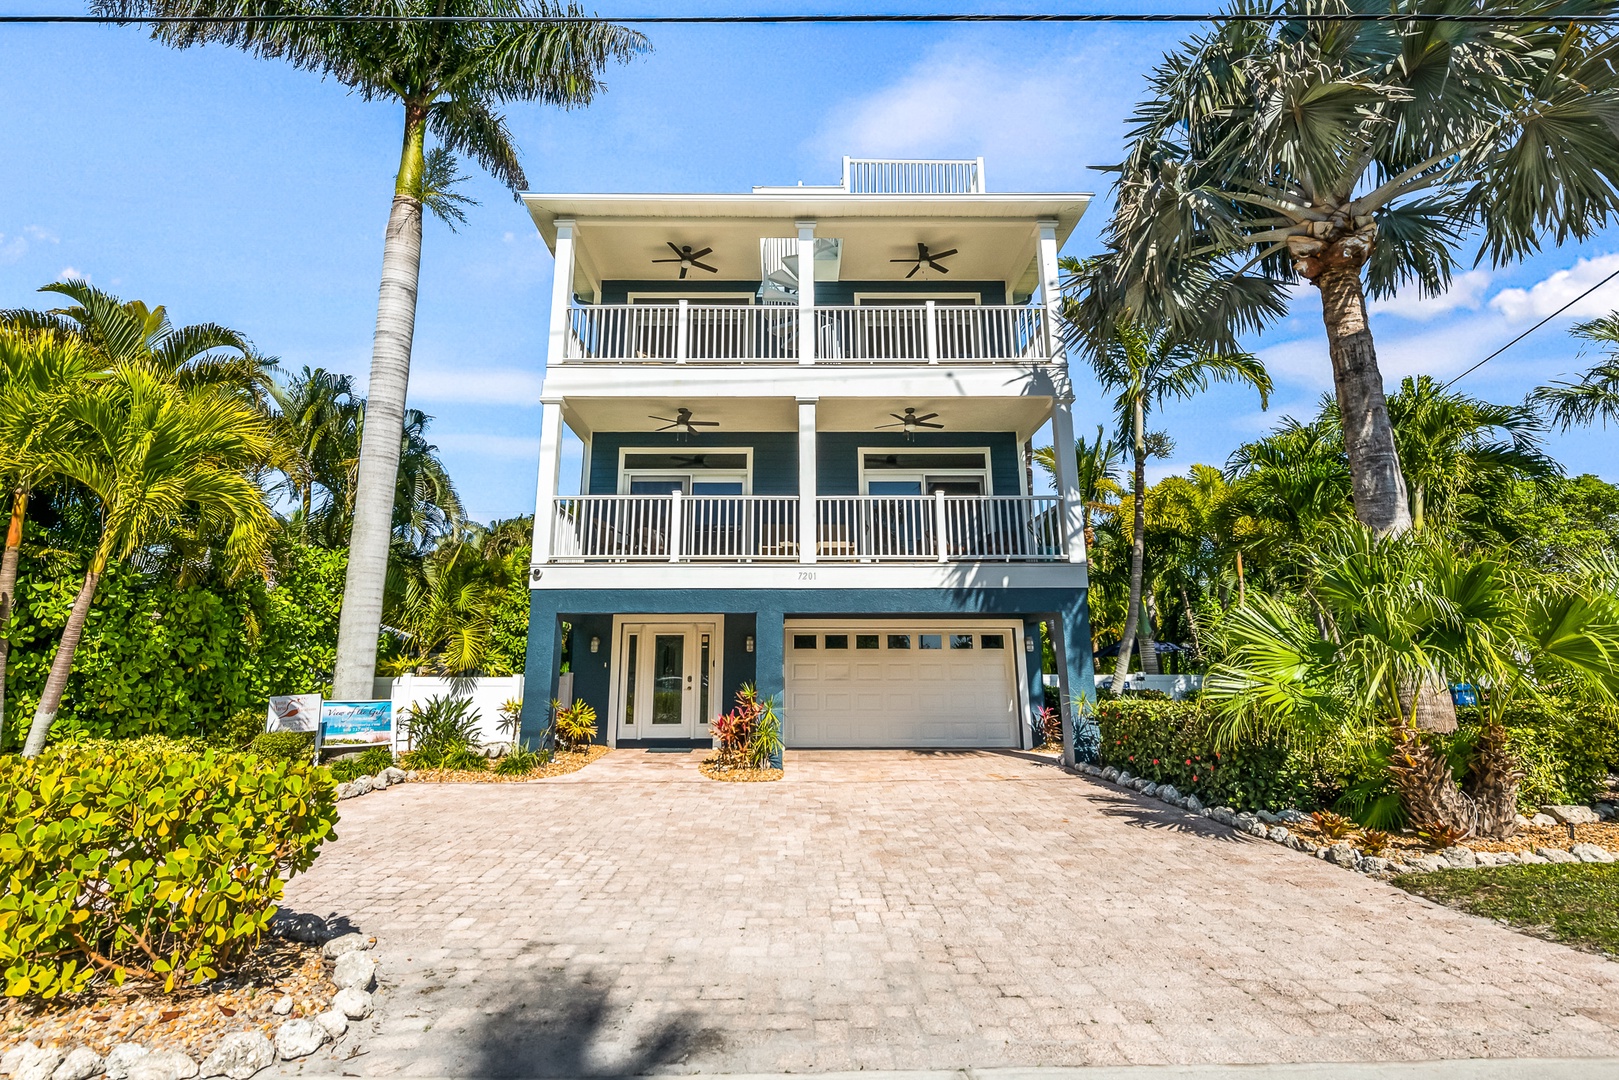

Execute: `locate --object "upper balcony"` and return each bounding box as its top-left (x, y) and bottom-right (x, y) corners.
top-left (522, 156), bottom-right (1090, 371)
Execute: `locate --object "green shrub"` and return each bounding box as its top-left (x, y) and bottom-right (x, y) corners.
top-left (551, 699), bottom-right (598, 751)
top-left (1095, 698), bottom-right (1315, 812)
top-left (208, 708), bottom-right (267, 751)
top-left (747, 693), bottom-right (783, 769)
top-left (0, 743), bottom-right (337, 998)
top-left (495, 746), bottom-right (549, 776)
top-left (400, 696), bottom-right (481, 767)
top-left (248, 731), bottom-right (315, 762)
top-left (440, 745), bottom-right (488, 772)
top-left (328, 747), bottom-right (394, 784)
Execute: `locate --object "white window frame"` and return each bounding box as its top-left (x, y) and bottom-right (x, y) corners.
top-left (618, 446), bottom-right (754, 495)
top-left (852, 291), bottom-right (982, 306)
top-left (608, 616), bottom-right (726, 745)
top-left (625, 292), bottom-right (757, 305)
top-left (856, 445), bottom-right (992, 496)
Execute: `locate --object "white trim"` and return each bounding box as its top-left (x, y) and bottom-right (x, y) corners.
top-left (616, 445), bottom-right (755, 495)
top-left (852, 291), bottom-right (981, 305)
top-left (625, 292), bottom-right (757, 305)
top-left (532, 561), bottom-right (1088, 590)
top-left (856, 445), bottom-right (992, 495)
top-left (609, 615), bottom-right (725, 745)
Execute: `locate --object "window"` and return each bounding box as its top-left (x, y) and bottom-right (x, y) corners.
top-left (950, 634), bottom-right (974, 649)
top-left (620, 448), bottom-right (751, 495)
top-left (624, 635), bottom-right (639, 724)
top-left (700, 634), bottom-right (711, 723)
top-left (981, 634), bottom-right (1006, 649)
top-left (856, 634), bottom-right (880, 650)
top-left (919, 634), bottom-right (942, 650)
top-left (887, 634), bottom-right (911, 650)
top-left (793, 634), bottom-right (817, 649)
top-left (859, 449), bottom-right (990, 496)
top-left (825, 634), bottom-right (849, 649)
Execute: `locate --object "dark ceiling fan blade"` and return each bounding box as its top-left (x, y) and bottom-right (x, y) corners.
top-left (890, 257), bottom-right (917, 264)
top-left (929, 263), bottom-right (950, 274)
top-left (912, 413), bottom-right (939, 422)
top-left (689, 247), bottom-right (713, 260)
top-left (690, 261), bottom-right (719, 274)
top-left (655, 423), bottom-right (680, 431)
top-left (679, 266), bottom-right (689, 279)
top-left (876, 421), bottom-right (908, 429)
top-left (928, 248), bottom-right (957, 260)
top-left (917, 242), bottom-right (928, 259)
top-left (687, 419), bottom-right (720, 427)
top-left (648, 415), bottom-right (679, 424)
top-left (666, 241), bottom-right (686, 258)
top-left (888, 414), bottom-right (909, 423)
top-left (905, 264), bottom-right (920, 279)
top-left (651, 257), bottom-right (683, 263)
top-left (914, 420), bottom-right (945, 429)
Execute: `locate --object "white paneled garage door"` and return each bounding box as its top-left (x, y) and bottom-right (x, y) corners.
top-left (784, 621), bottom-right (1024, 748)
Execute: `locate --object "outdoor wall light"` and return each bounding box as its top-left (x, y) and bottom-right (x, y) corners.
top-left (1025, 636), bottom-right (1036, 653)
top-left (745, 635), bottom-right (755, 653)
top-left (589, 636), bottom-right (600, 653)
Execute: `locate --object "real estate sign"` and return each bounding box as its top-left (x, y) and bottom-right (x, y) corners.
top-left (319, 700), bottom-right (394, 748)
top-left (266, 693), bottom-right (322, 733)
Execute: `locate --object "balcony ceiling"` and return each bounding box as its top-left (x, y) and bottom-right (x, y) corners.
top-left (561, 395), bottom-right (1054, 441)
top-left (520, 193), bottom-right (1090, 300)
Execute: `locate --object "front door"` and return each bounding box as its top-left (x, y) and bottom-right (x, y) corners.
top-left (616, 621), bottom-right (719, 741)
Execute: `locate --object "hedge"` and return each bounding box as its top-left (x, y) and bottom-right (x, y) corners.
top-left (0, 740), bottom-right (337, 998)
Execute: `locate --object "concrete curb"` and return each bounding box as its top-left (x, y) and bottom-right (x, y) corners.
top-left (632, 1062), bottom-right (1619, 1080)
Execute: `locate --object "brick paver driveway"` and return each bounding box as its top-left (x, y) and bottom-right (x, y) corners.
top-left (278, 750), bottom-right (1619, 1077)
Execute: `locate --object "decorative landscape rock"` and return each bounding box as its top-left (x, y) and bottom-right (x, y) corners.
top-left (332, 951), bottom-right (378, 992)
top-left (271, 912), bottom-right (339, 945)
top-left (322, 932), bottom-right (372, 959)
top-left (1277, 809), bottom-right (1310, 825)
top-left (1357, 856), bottom-right (1391, 874)
top-left (10, 1045), bottom-right (62, 1080)
top-left (103, 1044), bottom-right (150, 1080)
top-left (1139, 782), bottom-right (1158, 798)
top-left (125, 1051), bottom-right (198, 1080)
top-left (1518, 851), bottom-right (1550, 864)
top-left (1413, 854), bottom-right (1447, 872)
top-left (1158, 784), bottom-right (1179, 802)
top-left (1530, 813), bottom-right (1558, 827)
top-left (273, 1020), bottom-right (327, 1061)
top-left (333, 987), bottom-right (374, 1020)
top-left (1535, 847), bottom-right (1580, 864)
top-left (315, 1011), bottom-right (349, 1039)
top-left (3, 1043), bottom-right (39, 1078)
top-left (1184, 794), bottom-right (1203, 813)
top-left (1440, 846), bottom-right (1477, 869)
top-left (1325, 844), bottom-right (1359, 867)
top-left (198, 1033), bottom-right (274, 1080)
top-left (1543, 805), bottom-right (1599, 826)
top-left (1571, 843), bottom-right (1615, 864)
top-left (1267, 826), bottom-right (1290, 843)
top-left (383, 766), bottom-right (407, 784)
top-left (50, 1048), bottom-right (103, 1080)
top-left (271, 995), bottom-right (293, 1017)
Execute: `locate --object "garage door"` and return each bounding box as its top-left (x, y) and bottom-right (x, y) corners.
top-left (784, 623), bottom-right (1022, 748)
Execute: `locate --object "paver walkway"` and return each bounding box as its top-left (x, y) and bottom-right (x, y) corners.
top-left (276, 750), bottom-right (1619, 1077)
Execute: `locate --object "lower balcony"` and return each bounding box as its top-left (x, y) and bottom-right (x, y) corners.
top-left (547, 494), bottom-right (1064, 563)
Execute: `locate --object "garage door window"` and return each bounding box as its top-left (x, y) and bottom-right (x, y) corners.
top-left (887, 634), bottom-right (911, 649)
top-left (856, 634), bottom-right (880, 649)
top-left (919, 634), bottom-right (942, 649)
top-left (793, 634), bottom-right (817, 649)
top-left (981, 634), bottom-right (1005, 649)
top-left (825, 634), bottom-right (849, 649)
top-left (951, 635), bottom-right (974, 649)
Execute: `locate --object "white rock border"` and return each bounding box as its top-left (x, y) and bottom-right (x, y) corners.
top-left (1, 923), bottom-right (380, 1080)
top-left (335, 766), bottom-right (410, 801)
top-left (1072, 762), bottom-right (1619, 876)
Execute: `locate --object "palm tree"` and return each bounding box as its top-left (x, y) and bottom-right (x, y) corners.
top-left (1387, 375), bottom-right (1555, 532)
top-left (1085, 2), bottom-right (1619, 535)
top-left (270, 366), bottom-right (362, 528)
top-left (382, 536), bottom-right (518, 676)
top-left (0, 330), bottom-right (99, 741)
top-left (99, 0), bottom-right (648, 699)
top-left (1034, 424), bottom-right (1123, 545)
top-left (1085, 322), bottom-right (1271, 692)
top-left (1533, 314), bottom-right (1619, 431)
top-left (1206, 528), bottom-right (1619, 839)
top-left (20, 366), bottom-right (275, 756)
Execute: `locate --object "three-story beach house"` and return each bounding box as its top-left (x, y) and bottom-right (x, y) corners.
top-left (518, 157), bottom-right (1097, 758)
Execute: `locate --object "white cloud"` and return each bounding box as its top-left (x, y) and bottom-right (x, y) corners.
top-left (57, 266), bottom-right (86, 281)
top-left (0, 235), bottom-right (26, 264)
top-left (433, 432), bottom-right (538, 460)
top-left (811, 36), bottom-right (1137, 191)
top-left (408, 365), bottom-right (544, 405)
top-left (1490, 253), bottom-right (1619, 322)
top-left (1370, 269), bottom-right (1492, 321)
top-left (24, 225), bottom-right (58, 244)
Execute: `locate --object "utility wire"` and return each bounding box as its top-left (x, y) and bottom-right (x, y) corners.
top-left (1443, 265), bottom-right (1619, 389)
top-left (4, 10), bottom-right (1619, 23)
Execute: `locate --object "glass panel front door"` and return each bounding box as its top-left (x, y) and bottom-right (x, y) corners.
top-left (650, 634), bottom-right (687, 726)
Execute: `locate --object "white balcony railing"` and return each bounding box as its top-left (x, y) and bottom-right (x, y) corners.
top-left (564, 302), bottom-right (798, 363)
top-left (548, 494), bottom-right (1063, 563)
top-left (551, 494), bottom-right (800, 561)
top-left (561, 301), bottom-right (1046, 364)
top-left (842, 157), bottom-right (985, 194)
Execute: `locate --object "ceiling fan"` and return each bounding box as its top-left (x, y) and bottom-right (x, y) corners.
top-left (652, 242), bottom-right (718, 280)
top-left (878, 407), bottom-right (944, 431)
top-left (890, 242), bottom-right (957, 279)
top-left (649, 407), bottom-right (720, 434)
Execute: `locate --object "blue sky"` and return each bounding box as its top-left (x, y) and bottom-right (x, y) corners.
top-left (3, 1), bottom-right (1616, 522)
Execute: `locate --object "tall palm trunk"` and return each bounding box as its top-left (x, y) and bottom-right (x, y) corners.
top-left (1139, 589), bottom-right (1162, 676)
top-left (332, 104), bottom-right (427, 700)
top-left (1111, 398), bottom-right (1148, 694)
top-left (21, 559), bottom-right (102, 757)
top-left (1300, 249), bottom-right (1412, 536)
top-left (0, 487), bottom-right (26, 743)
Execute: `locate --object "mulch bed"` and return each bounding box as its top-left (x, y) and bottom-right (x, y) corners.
top-left (699, 755), bottom-right (783, 782)
top-left (408, 745), bottom-right (612, 783)
top-left (0, 936), bottom-right (329, 1061)
top-left (1288, 817), bottom-right (1619, 858)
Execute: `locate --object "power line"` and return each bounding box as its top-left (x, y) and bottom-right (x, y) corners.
top-left (1443, 265), bottom-right (1619, 389)
top-left (4, 9), bottom-right (1619, 24)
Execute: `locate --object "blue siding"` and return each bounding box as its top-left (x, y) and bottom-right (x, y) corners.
top-left (597, 280), bottom-right (1009, 305)
top-left (588, 432), bottom-right (799, 495)
top-left (817, 431), bottom-right (1022, 495)
top-left (600, 280), bottom-right (761, 303)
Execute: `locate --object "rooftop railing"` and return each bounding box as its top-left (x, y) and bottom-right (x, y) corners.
top-left (842, 157), bottom-right (985, 195)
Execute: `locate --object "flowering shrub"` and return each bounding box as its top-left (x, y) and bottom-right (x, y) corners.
top-left (0, 742), bottom-right (336, 999)
top-left (711, 684), bottom-right (781, 769)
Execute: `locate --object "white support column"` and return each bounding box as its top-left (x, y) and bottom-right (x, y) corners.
top-left (1036, 218), bottom-right (1063, 362)
top-left (797, 396), bottom-right (818, 563)
top-left (796, 220), bottom-right (816, 366)
top-left (546, 218), bottom-right (577, 365)
top-left (530, 398), bottom-right (565, 565)
top-left (1050, 396), bottom-right (1086, 564)
top-left (675, 299), bottom-right (690, 364)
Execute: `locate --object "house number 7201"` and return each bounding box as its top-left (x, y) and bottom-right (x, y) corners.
top-left (798, 571), bottom-right (817, 581)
